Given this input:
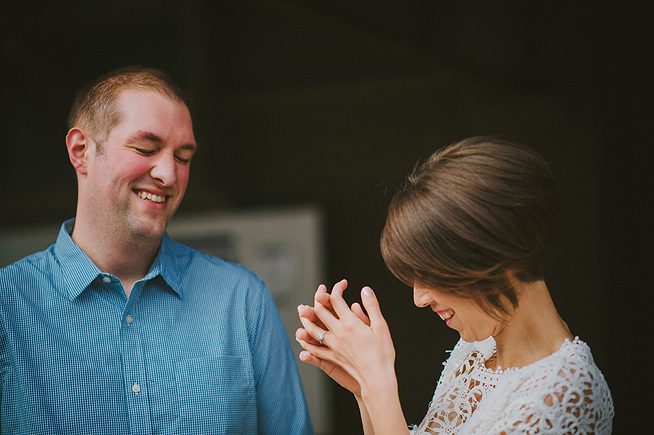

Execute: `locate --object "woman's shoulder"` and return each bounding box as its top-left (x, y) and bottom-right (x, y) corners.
top-left (505, 337), bottom-right (611, 397)
top-left (518, 337), bottom-right (605, 382)
top-left (490, 337), bottom-right (614, 434)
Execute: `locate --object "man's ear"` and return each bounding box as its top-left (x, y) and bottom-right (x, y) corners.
top-left (66, 128), bottom-right (91, 175)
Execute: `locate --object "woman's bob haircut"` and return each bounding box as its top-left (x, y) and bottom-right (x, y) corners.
top-left (380, 137), bottom-right (561, 319)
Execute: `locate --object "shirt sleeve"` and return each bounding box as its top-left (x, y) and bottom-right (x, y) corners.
top-left (0, 315), bottom-right (5, 427)
top-left (249, 281), bottom-right (313, 435)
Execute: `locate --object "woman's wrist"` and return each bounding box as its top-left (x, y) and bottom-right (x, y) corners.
top-left (356, 395), bottom-right (376, 435)
top-left (360, 378), bottom-right (408, 435)
top-left (360, 371), bottom-right (399, 403)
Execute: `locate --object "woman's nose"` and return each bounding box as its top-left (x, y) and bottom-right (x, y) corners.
top-left (413, 286), bottom-right (432, 308)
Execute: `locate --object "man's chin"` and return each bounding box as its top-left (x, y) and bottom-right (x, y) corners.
top-left (128, 218), bottom-right (169, 241)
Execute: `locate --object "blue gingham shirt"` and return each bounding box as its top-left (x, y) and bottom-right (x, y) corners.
top-left (0, 219), bottom-right (312, 434)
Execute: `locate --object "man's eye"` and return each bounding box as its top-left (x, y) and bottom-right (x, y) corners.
top-left (135, 148), bottom-right (156, 155)
top-left (175, 155), bottom-right (191, 164)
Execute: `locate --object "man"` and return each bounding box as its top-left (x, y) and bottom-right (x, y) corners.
top-left (0, 67), bottom-right (312, 434)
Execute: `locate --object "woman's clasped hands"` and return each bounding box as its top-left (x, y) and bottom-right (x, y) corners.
top-left (295, 279), bottom-right (397, 400)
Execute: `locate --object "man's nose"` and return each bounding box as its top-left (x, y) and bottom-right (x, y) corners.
top-left (150, 153), bottom-right (177, 186)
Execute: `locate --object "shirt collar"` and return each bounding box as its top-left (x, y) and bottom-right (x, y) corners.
top-left (53, 219), bottom-right (103, 300)
top-left (53, 219), bottom-right (184, 300)
top-left (149, 233), bottom-right (184, 298)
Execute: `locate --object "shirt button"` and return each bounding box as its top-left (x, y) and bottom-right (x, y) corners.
top-left (102, 276), bottom-right (111, 283)
top-left (125, 314), bottom-right (135, 325)
top-left (131, 383), bottom-right (141, 394)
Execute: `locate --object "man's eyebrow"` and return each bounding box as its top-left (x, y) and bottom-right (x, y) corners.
top-left (127, 131), bottom-right (196, 151)
top-left (179, 143), bottom-right (197, 152)
top-left (127, 131), bottom-right (163, 144)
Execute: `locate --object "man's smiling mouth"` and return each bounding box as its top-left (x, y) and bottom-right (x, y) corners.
top-left (135, 190), bottom-right (167, 203)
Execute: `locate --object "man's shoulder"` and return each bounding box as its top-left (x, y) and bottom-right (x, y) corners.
top-left (0, 247), bottom-right (54, 285)
top-left (0, 248), bottom-right (56, 316)
top-left (167, 238), bottom-right (264, 286)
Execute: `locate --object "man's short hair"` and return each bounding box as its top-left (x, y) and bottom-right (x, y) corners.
top-left (68, 66), bottom-right (190, 147)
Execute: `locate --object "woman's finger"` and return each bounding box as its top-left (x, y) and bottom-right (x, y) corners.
top-left (299, 311), bottom-right (333, 346)
top-left (315, 289), bottom-right (332, 311)
top-left (298, 349), bottom-right (342, 378)
top-left (299, 350), bottom-right (340, 375)
top-left (315, 284), bottom-right (337, 319)
top-left (297, 304), bottom-right (327, 330)
top-left (315, 284), bottom-right (330, 306)
top-left (313, 300), bottom-right (341, 332)
top-left (329, 279), bottom-right (358, 321)
top-left (360, 286), bottom-right (387, 327)
top-left (351, 302), bottom-right (371, 326)
top-left (298, 350), bottom-right (321, 366)
top-left (296, 336), bottom-right (340, 365)
top-left (297, 304), bottom-right (314, 321)
top-left (295, 327), bottom-right (320, 346)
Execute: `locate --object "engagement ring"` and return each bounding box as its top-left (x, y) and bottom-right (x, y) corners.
top-left (318, 330), bottom-right (329, 345)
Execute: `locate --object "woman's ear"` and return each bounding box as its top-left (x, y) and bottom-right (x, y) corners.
top-left (66, 128), bottom-right (91, 175)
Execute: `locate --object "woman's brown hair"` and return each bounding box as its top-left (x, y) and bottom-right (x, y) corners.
top-left (380, 137), bottom-right (561, 319)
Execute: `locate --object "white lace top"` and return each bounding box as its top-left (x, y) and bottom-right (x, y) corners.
top-left (410, 337), bottom-right (613, 434)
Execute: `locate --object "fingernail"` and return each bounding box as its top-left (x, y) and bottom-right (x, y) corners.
top-left (362, 286), bottom-right (373, 296)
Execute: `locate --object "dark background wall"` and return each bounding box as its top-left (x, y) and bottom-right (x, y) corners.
top-left (1, 1), bottom-right (650, 433)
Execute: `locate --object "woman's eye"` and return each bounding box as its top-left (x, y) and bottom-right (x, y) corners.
top-left (175, 156), bottom-right (191, 164)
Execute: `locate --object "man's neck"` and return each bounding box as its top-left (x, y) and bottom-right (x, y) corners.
top-left (71, 215), bottom-right (161, 297)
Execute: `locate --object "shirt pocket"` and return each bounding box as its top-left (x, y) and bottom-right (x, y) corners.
top-left (175, 355), bottom-right (257, 434)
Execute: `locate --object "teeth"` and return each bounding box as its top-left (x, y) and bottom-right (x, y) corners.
top-left (438, 311), bottom-right (454, 320)
top-left (137, 191), bottom-right (166, 203)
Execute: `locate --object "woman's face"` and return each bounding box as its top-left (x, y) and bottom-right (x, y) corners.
top-left (413, 284), bottom-right (502, 342)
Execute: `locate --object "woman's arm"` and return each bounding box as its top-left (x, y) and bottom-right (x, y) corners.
top-left (296, 343), bottom-right (376, 435)
top-left (297, 280), bottom-right (410, 435)
top-left (297, 284), bottom-right (376, 434)
top-left (356, 396), bottom-right (376, 435)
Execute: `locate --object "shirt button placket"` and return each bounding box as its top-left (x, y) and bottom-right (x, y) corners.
top-left (121, 290), bottom-right (153, 434)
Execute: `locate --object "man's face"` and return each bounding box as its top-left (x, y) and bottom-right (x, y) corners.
top-left (83, 88), bottom-right (196, 241)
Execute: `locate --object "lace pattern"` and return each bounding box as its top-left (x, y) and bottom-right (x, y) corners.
top-left (411, 337), bottom-right (613, 434)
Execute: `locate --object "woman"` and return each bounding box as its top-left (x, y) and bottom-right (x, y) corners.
top-left (296, 137), bottom-right (613, 434)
